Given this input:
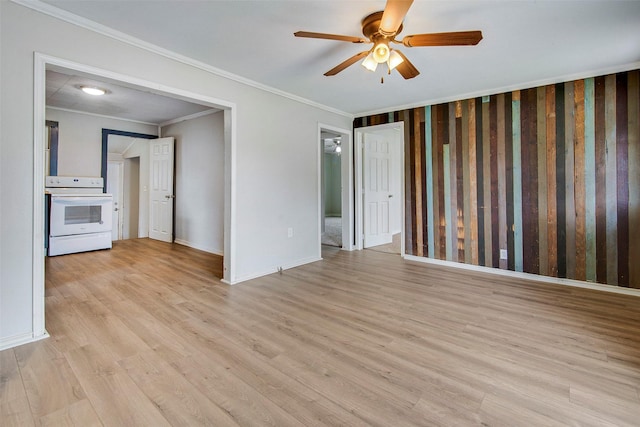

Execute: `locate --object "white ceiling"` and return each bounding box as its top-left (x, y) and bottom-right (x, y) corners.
top-left (37, 0), bottom-right (640, 117)
top-left (46, 68), bottom-right (216, 124)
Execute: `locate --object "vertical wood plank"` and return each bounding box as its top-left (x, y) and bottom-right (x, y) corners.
top-left (505, 93), bottom-right (515, 271)
top-left (432, 106), bottom-right (441, 259)
top-left (565, 82), bottom-right (576, 280)
top-left (594, 76), bottom-right (607, 283)
top-left (476, 98), bottom-right (485, 266)
top-left (425, 106), bottom-right (435, 258)
top-left (512, 91), bottom-right (524, 272)
top-left (438, 105), bottom-right (448, 259)
top-left (497, 94), bottom-right (507, 269)
top-left (521, 89), bottom-right (539, 274)
top-left (448, 103), bottom-right (458, 262)
top-left (483, 98), bottom-right (493, 267)
top-left (584, 78), bottom-right (597, 282)
top-left (461, 101), bottom-right (472, 264)
top-left (419, 108), bottom-right (429, 256)
top-left (537, 87), bottom-right (549, 275)
top-left (456, 111), bottom-right (465, 262)
top-left (546, 85), bottom-right (557, 277)
top-left (489, 96), bottom-right (500, 268)
top-left (616, 73), bottom-right (629, 286)
top-left (556, 83), bottom-right (567, 279)
top-left (628, 71), bottom-right (640, 288)
top-left (413, 108), bottom-right (424, 257)
top-left (444, 144), bottom-right (452, 261)
top-left (574, 79), bottom-right (587, 281)
top-left (468, 100), bottom-right (479, 265)
top-left (536, 86), bottom-right (549, 275)
top-left (605, 74), bottom-right (618, 285)
top-left (403, 110), bottom-right (415, 255)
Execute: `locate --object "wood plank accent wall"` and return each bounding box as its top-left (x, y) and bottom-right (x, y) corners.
top-left (355, 69), bottom-right (640, 289)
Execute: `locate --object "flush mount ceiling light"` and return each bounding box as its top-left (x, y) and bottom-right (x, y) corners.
top-left (294, 0), bottom-right (483, 80)
top-left (80, 86), bottom-right (106, 96)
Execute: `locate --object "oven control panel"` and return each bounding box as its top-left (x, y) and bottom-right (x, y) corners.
top-left (45, 176), bottom-right (103, 188)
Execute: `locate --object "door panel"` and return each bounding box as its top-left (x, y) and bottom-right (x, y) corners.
top-left (149, 137), bottom-right (175, 242)
top-left (363, 134), bottom-right (393, 248)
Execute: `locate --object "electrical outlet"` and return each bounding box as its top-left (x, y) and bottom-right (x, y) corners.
top-left (500, 249), bottom-right (508, 260)
top-left (287, 227), bottom-right (293, 238)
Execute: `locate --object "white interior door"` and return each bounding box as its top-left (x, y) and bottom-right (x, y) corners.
top-left (363, 133), bottom-right (393, 248)
top-left (107, 160), bottom-right (123, 241)
top-left (149, 137), bottom-right (175, 242)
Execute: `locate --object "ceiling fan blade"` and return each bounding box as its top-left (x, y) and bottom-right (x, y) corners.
top-left (379, 0), bottom-right (414, 36)
top-left (294, 31), bottom-right (366, 43)
top-left (402, 31), bottom-right (483, 47)
top-left (393, 50), bottom-right (419, 79)
top-left (324, 51), bottom-right (370, 76)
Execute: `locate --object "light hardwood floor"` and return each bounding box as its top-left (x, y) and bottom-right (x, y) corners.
top-left (2, 238), bottom-right (640, 426)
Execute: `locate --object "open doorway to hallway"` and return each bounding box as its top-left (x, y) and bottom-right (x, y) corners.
top-left (318, 124), bottom-right (354, 252)
top-left (321, 130), bottom-right (343, 247)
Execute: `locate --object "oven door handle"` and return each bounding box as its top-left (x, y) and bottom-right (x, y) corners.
top-left (52, 197), bottom-right (112, 205)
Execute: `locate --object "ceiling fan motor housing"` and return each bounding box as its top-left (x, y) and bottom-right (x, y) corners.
top-left (362, 11), bottom-right (403, 40)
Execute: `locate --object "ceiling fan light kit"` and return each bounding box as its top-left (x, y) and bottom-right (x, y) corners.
top-left (294, 0), bottom-right (483, 80)
top-left (362, 53), bottom-right (378, 72)
top-left (372, 40), bottom-right (391, 63)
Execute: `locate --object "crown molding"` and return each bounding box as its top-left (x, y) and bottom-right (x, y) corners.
top-left (356, 61), bottom-right (640, 117)
top-left (12, 0), bottom-right (353, 119)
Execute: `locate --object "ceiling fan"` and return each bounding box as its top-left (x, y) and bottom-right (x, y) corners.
top-left (294, 0), bottom-right (483, 79)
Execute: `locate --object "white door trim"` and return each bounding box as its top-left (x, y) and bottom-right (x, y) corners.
top-left (107, 160), bottom-right (124, 241)
top-left (318, 123), bottom-right (354, 253)
top-left (33, 53), bottom-right (238, 346)
top-left (354, 122), bottom-right (405, 252)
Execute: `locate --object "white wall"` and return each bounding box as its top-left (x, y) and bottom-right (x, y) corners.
top-left (46, 108), bottom-right (157, 177)
top-left (0, 1), bottom-right (351, 348)
top-left (162, 111), bottom-right (225, 255)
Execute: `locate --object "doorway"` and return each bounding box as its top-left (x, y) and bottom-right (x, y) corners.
top-left (321, 130), bottom-right (343, 247)
top-left (318, 124), bottom-right (353, 252)
top-left (354, 122), bottom-right (404, 254)
top-left (106, 132), bottom-right (154, 241)
top-left (33, 54), bottom-right (237, 339)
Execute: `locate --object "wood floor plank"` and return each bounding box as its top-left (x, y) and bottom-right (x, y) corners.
top-left (2, 238), bottom-right (640, 425)
top-left (0, 395), bottom-right (36, 427)
top-left (118, 351), bottom-right (243, 426)
top-left (169, 352), bottom-right (305, 427)
top-left (38, 399), bottom-right (102, 427)
top-left (0, 349), bottom-right (26, 405)
top-left (13, 341), bottom-right (86, 419)
top-left (65, 343), bottom-right (171, 426)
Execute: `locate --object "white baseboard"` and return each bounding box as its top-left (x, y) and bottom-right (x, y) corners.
top-left (403, 255), bottom-right (640, 297)
top-left (0, 330), bottom-right (49, 351)
top-left (224, 255), bottom-right (322, 285)
top-left (174, 239), bottom-right (223, 256)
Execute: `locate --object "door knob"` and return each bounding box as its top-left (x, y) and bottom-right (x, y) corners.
top-left (165, 195), bottom-right (175, 199)
top-left (388, 194), bottom-right (393, 198)
top-left (114, 208), bottom-right (119, 211)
